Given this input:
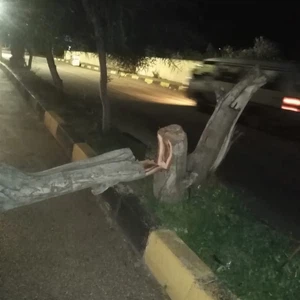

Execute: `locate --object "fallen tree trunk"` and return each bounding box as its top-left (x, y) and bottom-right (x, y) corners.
top-left (187, 67), bottom-right (272, 186)
top-left (0, 149), bottom-right (144, 212)
top-left (0, 131), bottom-right (172, 213)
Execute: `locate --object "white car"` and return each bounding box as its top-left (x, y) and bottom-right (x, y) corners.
top-left (186, 58), bottom-right (300, 124)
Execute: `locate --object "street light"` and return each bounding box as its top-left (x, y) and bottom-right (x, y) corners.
top-left (0, 0), bottom-right (9, 59)
top-left (0, 1), bottom-right (10, 18)
top-left (0, 1), bottom-right (5, 13)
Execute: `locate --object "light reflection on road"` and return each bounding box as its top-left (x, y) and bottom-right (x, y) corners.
top-left (148, 96), bottom-right (196, 106)
top-left (1, 50), bottom-right (196, 107)
top-left (110, 87), bottom-right (196, 107)
top-left (123, 92), bottom-right (196, 106)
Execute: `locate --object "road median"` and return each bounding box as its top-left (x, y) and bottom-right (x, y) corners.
top-left (2, 59), bottom-right (299, 300)
top-left (0, 59), bottom-right (237, 300)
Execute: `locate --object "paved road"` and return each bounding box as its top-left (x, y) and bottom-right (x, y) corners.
top-left (4, 53), bottom-right (300, 237)
top-left (0, 69), bottom-right (165, 299)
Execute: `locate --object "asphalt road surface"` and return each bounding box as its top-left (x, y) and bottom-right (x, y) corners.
top-left (0, 66), bottom-right (165, 300)
top-left (4, 53), bottom-right (300, 238)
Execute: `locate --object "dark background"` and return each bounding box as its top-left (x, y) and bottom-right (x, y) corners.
top-left (132, 0), bottom-right (300, 59)
top-left (200, 0), bottom-right (299, 59)
top-left (4, 0), bottom-right (297, 60)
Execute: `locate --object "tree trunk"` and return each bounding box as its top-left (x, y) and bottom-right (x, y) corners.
top-left (96, 33), bottom-right (110, 133)
top-left (9, 38), bottom-right (26, 68)
top-left (45, 44), bottom-right (63, 91)
top-left (81, 0), bottom-right (111, 133)
top-left (0, 129), bottom-right (175, 213)
top-left (153, 125), bottom-right (196, 203)
top-left (188, 67), bottom-right (270, 186)
top-left (0, 149), bottom-right (146, 213)
top-left (27, 48), bottom-right (33, 70)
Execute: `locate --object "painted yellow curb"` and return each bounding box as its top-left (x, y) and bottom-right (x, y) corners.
top-left (145, 78), bottom-right (153, 84)
top-left (144, 230), bottom-right (233, 300)
top-left (94, 67), bottom-right (99, 71)
top-left (72, 143), bottom-right (97, 161)
top-left (160, 82), bottom-right (170, 88)
top-left (131, 75), bottom-right (139, 80)
top-left (87, 65), bottom-right (92, 69)
top-left (44, 111), bottom-right (64, 137)
top-left (110, 70), bottom-right (117, 75)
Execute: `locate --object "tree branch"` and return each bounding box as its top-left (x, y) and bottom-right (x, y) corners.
top-left (188, 67), bottom-right (274, 185)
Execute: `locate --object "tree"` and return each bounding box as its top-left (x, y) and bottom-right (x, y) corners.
top-left (81, 0), bottom-right (207, 133)
top-left (252, 36), bottom-right (281, 60)
top-left (154, 68), bottom-right (271, 202)
top-left (221, 46), bottom-right (235, 58)
top-left (4, 0), bottom-right (81, 89)
top-left (220, 37), bottom-right (281, 60)
top-left (0, 66), bottom-right (271, 209)
top-left (0, 2), bottom-right (274, 206)
top-left (81, 0), bottom-right (111, 133)
top-left (0, 68), bottom-right (271, 209)
top-left (24, 0), bottom-right (66, 90)
top-left (81, 0), bottom-right (147, 132)
top-left (0, 0), bottom-right (26, 68)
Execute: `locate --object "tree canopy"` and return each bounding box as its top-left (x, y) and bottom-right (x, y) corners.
top-left (2, 0), bottom-right (207, 59)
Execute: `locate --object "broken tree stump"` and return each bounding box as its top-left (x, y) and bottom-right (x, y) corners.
top-left (153, 125), bottom-right (195, 203)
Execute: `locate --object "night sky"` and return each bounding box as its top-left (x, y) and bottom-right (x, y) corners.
top-left (65, 0), bottom-right (300, 59)
top-left (199, 1), bottom-right (299, 58)
top-left (9, 0), bottom-right (296, 60)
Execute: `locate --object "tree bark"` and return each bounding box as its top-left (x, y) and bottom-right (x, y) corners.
top-left (153, 125), bottom-right (196, 203)
top-left (45, 44), bottom-right (63, 91)
top-left (9, 38), bottom-right (26, 68)
top-left (96, 32), bottom-right (110, 133)
top-left (188, 67), bottom-right (270, 186)
top-left (27, 48), bottom-right (33, 70)
top-left (0, 149), bottom-right (146, 213)
top-left (0, 130), bottom-right (174, 213)
top-left (81, 0), bottom-right (111, 133)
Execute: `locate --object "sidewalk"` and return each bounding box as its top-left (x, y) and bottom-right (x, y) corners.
top-left (0, 69), bottom-right (165, 299)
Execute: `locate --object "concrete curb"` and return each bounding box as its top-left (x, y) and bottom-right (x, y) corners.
top-left (54, 57), bottom-right (187, 92)
top-left (0, 60), bottom-right (236, 300)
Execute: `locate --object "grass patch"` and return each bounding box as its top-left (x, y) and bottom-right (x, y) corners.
top-left (132, 177), bottom-right (300, 300)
